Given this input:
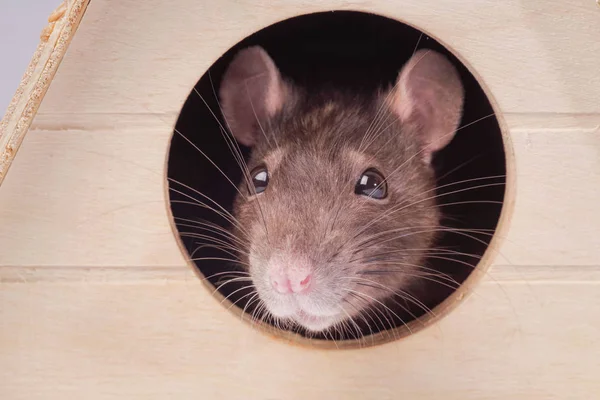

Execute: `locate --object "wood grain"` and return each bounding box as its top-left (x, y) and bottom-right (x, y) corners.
top-left (1, 273), bottom-right (599, 399)
top-left (0, 117), bottom-right (183, 268)
top-left (36, 0), bottom-right (600, 117)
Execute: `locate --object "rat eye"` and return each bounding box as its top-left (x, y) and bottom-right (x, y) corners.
top-left (355, 168), bottom-right (387, 199)
top-left (250, 166), bottom-right (269, 195)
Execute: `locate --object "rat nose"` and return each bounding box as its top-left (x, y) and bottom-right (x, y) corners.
top-left (270, 269), bottom-right (312, 294)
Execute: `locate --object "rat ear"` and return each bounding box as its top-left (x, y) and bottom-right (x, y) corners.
top-left (219, 46), bottom-right (289, 147)
top-left (388, 49), bottom-right (465, 162)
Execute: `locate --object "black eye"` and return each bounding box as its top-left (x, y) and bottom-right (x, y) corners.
top-left (250, 166), bottom-right (269, 195)
top-left (355, 168), bottom-right (387, 199)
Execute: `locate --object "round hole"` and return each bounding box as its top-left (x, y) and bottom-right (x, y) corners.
top-left (166, 10), bottom-right (511, 348)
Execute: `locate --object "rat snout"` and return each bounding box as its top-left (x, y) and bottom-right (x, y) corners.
top-left (269, 267), bottom-right (312, 294)
top-left (256, 251), bottom-right (346, 331)
top-left (265, 252), bottom-right (314, 295)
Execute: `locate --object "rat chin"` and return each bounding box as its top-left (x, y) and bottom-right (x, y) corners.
top-left (258, 290), bottom-right (343, 332)
top-left (292, 310), bottom-right (341, 332)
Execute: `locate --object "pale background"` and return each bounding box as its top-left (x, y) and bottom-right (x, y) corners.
top-left (0, 0), bottom-right (60, 116)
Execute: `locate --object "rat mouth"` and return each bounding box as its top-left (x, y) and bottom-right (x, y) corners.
top-left (292, 310), bottom-right (339, 332)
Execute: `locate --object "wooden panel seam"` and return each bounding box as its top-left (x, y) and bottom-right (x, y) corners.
top-left (2, 265), bottom-right (600, 283)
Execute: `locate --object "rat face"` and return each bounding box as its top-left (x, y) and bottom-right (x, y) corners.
top-left (219, 46), bottom-right (464, 333)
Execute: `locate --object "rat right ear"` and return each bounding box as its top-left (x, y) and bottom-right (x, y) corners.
top-left (387, 49), bottom-right (465, 163)
top-left (219, 46), bottom-right (289, 147)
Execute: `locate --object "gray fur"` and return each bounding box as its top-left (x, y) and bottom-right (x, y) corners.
top-left (220, 46), bottom-right (464, 333)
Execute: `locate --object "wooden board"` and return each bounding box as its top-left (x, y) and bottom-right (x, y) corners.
top-left (1, 270), bottom-right (600, 399)
top-left (37, 0), bottom-right (600, 117)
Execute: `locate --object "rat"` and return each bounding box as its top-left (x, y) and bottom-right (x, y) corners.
top-left (217, 45), bottom-right (464, 335)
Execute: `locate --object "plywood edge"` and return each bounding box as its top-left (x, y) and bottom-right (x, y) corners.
top-left (0, 0), bottom-right (90, 186)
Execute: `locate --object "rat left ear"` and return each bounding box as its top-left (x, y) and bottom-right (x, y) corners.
top-left (219, 46), bottom-right (291, 147)
top-left (387, 49), bottom-right (465, 163)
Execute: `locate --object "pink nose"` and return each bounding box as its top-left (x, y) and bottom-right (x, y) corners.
top-left (270, 269), bottom-right (312, 294)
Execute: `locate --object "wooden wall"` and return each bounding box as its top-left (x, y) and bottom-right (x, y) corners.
top-left (1, 0), bottom-right (599, 398)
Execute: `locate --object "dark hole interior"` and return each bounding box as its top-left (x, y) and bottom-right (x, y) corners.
top-left (167, 11), bottom-right (506, 341)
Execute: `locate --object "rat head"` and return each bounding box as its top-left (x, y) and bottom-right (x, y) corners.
top-left (219, 46), bottom-right (464, 333)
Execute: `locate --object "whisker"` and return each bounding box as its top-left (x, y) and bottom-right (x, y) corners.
top-left (367, 112), bottom-right (497, 199)
top-left (240, 292), bottom-right (261, 324)
top-left (359, 268), bottom-right (461, 291)
top-left (226, 289), bottom-right (258, 311)
top-left (338, 305), bottom-right (366, 344)
top-left (358, 44), bottom-right (427, 154)
top-left (177, 231), bottom-right (245, 252)
top-left (187, 243), bottom-right (245, 261)
top-left (206, 72), bottom-right (254, 173)
top-left (349, 246), bottom-right (483, 262)
top-left (179, 232), bottom-right (244, 251)
top-left (346, 289), bottom-right (411, 335)
top-left (168, 181), bottom-right (249, 236)
top-left (190, 256), bottom-right (249, 267)
top-left (174, 128), bottom-right (247, 199)
top-left (353, 259), bottom-right (458, 284)
top-left (174, 217), bottom-right (249, 241)
top-left (200, 76), bottom-right (272, 242)
top-left (435, 153), bottom-right (484, 182)
top-left (201, 270), bottom-right (250, 281)
top-left (429, 174), bottom-right (506, 195)
top-left (323, 328), bottom-right (340, 349)
top-left (192, 87), bottom-right (253, 190)
top-left (346, 291), bottom-right (391, 340)
top-left (353, 225), bottom-right (490, 250)
top-left (348, 276), bottom-right (436, 321)
top-left (219, 283), bottom-right (256, 304)
top-left (352, 181), bottom-right (505, 241)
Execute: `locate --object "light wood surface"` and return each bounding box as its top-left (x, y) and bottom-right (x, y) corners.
top-left (1, 0), bottom-right (599, 398)
top-left (36, 0), bottom-right (600, 116)
top-left (1, 273), bottom-right (600, 399)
